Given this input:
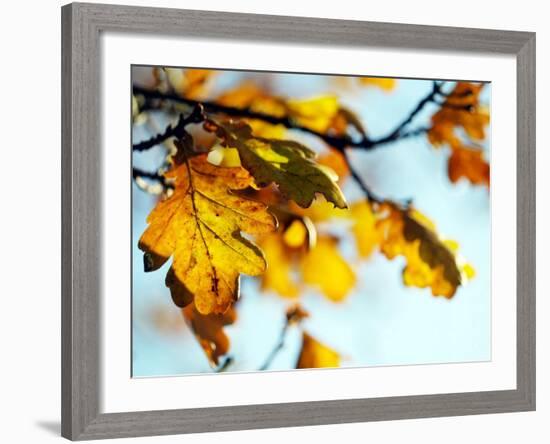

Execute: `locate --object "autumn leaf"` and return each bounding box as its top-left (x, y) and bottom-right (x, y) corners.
top-left (183, 304), bottom-right (236, 366)
top-left (216, 82), bottom-right (288, 139)
top-left (317, 149), bottom-right (350, 183)
top-left (259, 232), bottom-right (300, 298)
top-left (376, 203), bottom-right (472, 298)
top-left (138, 147), bottom-right (276, 315)
top-left (216, 82), bottom-right (364, 139)
top-left (300, 236), bottom-right (356, 302)
top-left (351, 200), bottom-right (382, 258)
top-left (297, 332), bottom-right (340, 369)
top-left (289, 195), bottom-right (349, 223)
top-left (164, 68), bottom-right (215, 100)
top-left (330, 107), bottom-right (368, 139)
top-left (205, 119), bottom-right (347, 209)
top-left (359, 77), bottom-right (397, 91)
top-left (428, 82), bottom-right (489, 147)
top-left (286, 95), bottom-right (340, 133)
top-left (448, 145), bottom-right (490, 186)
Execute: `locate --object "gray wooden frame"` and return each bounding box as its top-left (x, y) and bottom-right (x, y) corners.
top-left (61, 2), bottom-right (536, 440)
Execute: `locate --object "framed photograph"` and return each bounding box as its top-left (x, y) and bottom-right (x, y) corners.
top-left (61, 2), bottom-right (535, 440)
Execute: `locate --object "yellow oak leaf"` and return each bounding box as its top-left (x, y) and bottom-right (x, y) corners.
top-left (351, 200), bottom-right (382, 258)
top-left (297, 332), bottom-right (340, 369)
top-left (215, 82), bottom-right (363, 139)
top-left (259, 232), bottom-right (300, 298)
top-left (288, 195), bottom-right (349, 223)
top-left (216, 82), bottom-right (288, 139)
top-left (300, 236), bottom-right (356, 302)
top-left (183, 304), bottom-right (236, 366)
top-left (205, 119), bottom-right (347, 209)
top-left (164, 68), bottom-right (215, 100)
top-left (376, 203), bottom-right (472, 298)
top-left (286, 95), bottom-right (339, 133)
top-left (138, 151), bottom-right (276, 315)
top-left (359, 77), bottom-right (397, 91)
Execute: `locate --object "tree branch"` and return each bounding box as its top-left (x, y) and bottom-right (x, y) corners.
top-left (132, 104), bottom-right (204, 151)
top-left (259, 322), bottom-right (290, 371)
top-left (132, 82), bottom-right (455, 204)
top-left (132, 167), bottom-right (172, 193)
top-left (133, 82), bottom-right (446, 154)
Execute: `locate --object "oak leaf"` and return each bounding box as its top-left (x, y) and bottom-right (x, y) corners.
top-left (300, 236), bottom-right (356, 302)
top-left (183, 304), bottom-right (236, 366)
top-left (428, 82), bottom-right (490, 148)
top-left (164, 68), bottom-right (215, 100)
top-left (448, 145), bottom-right (490, 186)
top-left (351, 200), bottom-right (382, 258)
top-left (376, 203), bottom-right (472, 298)
top-left (205, 119), bottom-right (347, 209)
top-left (259, 232), bottom-right (300, 298)
top-left (215, 82), bottom-right (364, 139)
top-left (296, 332), bottom-right (340, 369)
top-left (138, 151), bottom-right (276, 315)
top-left (358, 77), bottom-right (397, 91)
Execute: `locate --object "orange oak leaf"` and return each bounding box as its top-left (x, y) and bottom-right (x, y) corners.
top-left (296, 332), bottom-right (340, 369)
top-left (183, 304), bottom-right (236, 366)
top-left (448, 145), bottom-right (490, 186)
top-left (358, 77), bottom-right (397, 91)
top-left (428, 82), bottom-right (490, 147)
top-left (164, 68), bottom-right (215, 100)
top-left (138, 150), bottom-right (276, 315)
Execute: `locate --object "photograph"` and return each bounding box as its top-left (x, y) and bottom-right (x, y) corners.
top-left (131, 66), bottom-right (491, 377)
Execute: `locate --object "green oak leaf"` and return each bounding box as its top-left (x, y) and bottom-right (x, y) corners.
top-left (207, 119), bottom-right (348, 209)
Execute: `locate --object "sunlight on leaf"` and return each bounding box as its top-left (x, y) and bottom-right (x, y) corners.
top-left (139, 145), bottom-right (276, 315)
top-left (358, 77), bottom-right (397, 91)
top-left (376, 203), bottom-right (473, 298)
top-left (297, 332), bottom-right (340, 369)
top-left (351, 200), bottom-right (382, 258)
top-left (259, 232), bottom-right (300, 298)
top-left (164, 68), bottom-right (215, 100)
top-left (300, 236), bottom-right (356, 302)
top-left (206, 119), bottom-right (347, 209)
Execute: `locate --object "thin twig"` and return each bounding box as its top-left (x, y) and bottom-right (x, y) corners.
top-left (368, 81), bottom-right (444, 146)
top-left (133, 83), bottom-right (446, 153)
top-left (132, 104), bottom-right (204, 151)
top-left (342, 150), bottom-right (384, 204)
top-left (132, 167), bottom-right (171, 191)
top-left (259, 322), bottom-right (290, 371)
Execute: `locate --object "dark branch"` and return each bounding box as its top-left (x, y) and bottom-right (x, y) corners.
top-left (133, 83), bottom-right (446, 154)
top-left (132, 167), bottom-right (172, 191)
top-left (134, 85), bottom-right (356, 151)
top-left (132, 82), bottom-right (452, 205)
top-left (259, 321), bottom-right (290, 371)
top-left (342, 150), bottom-right (384, 205)
top-left (368, 81), bottom-right (444, 146)
top-left (132, 104), bottom-right (205, 151)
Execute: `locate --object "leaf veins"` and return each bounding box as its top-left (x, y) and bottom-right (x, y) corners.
top-left (205, 119), bottom-right (347, 209)
top-left (138, 146), bottom-right (276, 315)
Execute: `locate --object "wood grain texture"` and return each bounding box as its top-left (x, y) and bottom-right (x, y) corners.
top-left (61, 2), bottom-right (536, 440)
